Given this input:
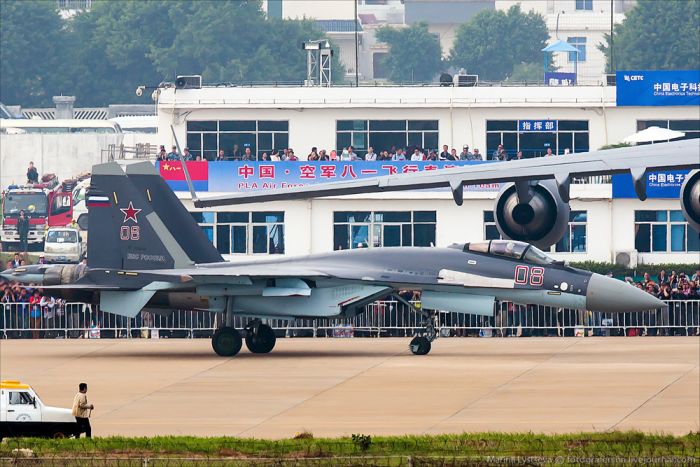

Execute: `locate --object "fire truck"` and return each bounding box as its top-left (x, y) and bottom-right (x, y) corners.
top-left (1, 181), bottom-right (73, 251)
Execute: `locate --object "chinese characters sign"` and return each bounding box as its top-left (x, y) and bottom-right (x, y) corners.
top-left (158, 161), bottom-right (502, 193)
top-left (544, 72), bottom-right (576, 86)
top-left (518, 120), bottom-right (557, 132)
top-left (612, 170), bottom-right (689, 199)
top-left (616, 70), bottom-right (700, 106)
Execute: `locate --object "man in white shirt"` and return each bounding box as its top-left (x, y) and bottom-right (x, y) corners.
top-left (365, 146), bottom-right (377, 161)
top-left (411, 148), bottom-right (424, 161)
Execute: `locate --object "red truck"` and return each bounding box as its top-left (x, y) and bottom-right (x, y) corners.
top-left (1, 183), bottom-right (73, 252)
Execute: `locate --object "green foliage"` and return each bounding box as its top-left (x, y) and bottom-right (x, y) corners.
top-left (449, 5), bottom-right (549, 81)
top-left (375, 22), bottom-right (442, 83)
top-left (351, 433), bottom-right (372, 452)
top-left (599, 0), bottom-right (700, 71)
top-left (0, 0), bottom-right (67, 106)
top-left (0, 0), bottom-right (343, 107)
top-left (598, 142), bottom-right (632, 150)
top-left (1, 432), bottom-right (697, 460)
top-left (506, 62), bottom-right (542, 83)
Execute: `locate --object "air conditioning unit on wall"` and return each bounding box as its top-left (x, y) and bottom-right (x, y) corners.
top-left (614, 250), bottom-right (638, 269)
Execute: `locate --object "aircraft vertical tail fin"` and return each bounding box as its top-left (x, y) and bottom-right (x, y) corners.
top-left (87, 162), bottom-right (222, 270)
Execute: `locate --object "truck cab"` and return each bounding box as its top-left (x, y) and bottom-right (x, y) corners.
top-left (0, 380), bottom-right (78, 438)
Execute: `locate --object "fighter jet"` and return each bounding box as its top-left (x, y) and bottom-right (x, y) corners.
top-left (2, 161), bottom-right (668, 356)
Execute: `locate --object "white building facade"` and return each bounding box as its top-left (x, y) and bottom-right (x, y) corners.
top-left (156, 84), bottom-right (699, 265)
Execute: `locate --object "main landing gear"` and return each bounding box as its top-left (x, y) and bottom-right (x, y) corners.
top-left (409, 312), bottom-right (438, 356)
top-left (211, 320), bottom-right (276, 357)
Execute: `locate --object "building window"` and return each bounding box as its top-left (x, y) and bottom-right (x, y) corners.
top-left (336, 120), bottom-right (439, 156)
top-left (575, 0), bottom-right (593, 10)
top-left (637, 120), bottom-right (700, 141)
top-left (186, 120), bottom-right (289, 161)
top-left (191, 211), bottom-right (285, 255)
top-left (567, 37), bottom-right (586, 62)
top-left (333, 211), bottom-right (436, 250)
top-left (372, 52), bottom-right (389, 80)
top-left (555, 211), bottom-right (587, 252)
top-left (484, 210), bottom-right (587, 252)
top-left (483, 211), bottom-right (501, 240)
top-left (486, 120), bottom-right (589, 159)
top-left (634, 210), bottom-right (700, 253)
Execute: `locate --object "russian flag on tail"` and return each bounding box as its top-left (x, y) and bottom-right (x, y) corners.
top-left (86, 192), bottom-right (111, 208)
top-left (158, 161), bottom-right (209, 192)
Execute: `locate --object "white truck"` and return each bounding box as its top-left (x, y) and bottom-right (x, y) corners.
top-left (0, 380), bottom-right (78, 438)
top-left (43, 227), bottom-right (86, 263)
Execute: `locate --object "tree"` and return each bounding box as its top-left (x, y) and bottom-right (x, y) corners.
top-left (449, 5), bottom-right (549, 82)
top-left (507, 62), bottom-right (542, 83)
top-left (599, 0), bottom-right (700, 71)
top-left (376, 22), bottom-right (442, 83)
top-left (0, 0), bottom-right (67, 106)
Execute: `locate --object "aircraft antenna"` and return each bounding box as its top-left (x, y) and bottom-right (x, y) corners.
top-left (170, 125), bottom-right (199, 202)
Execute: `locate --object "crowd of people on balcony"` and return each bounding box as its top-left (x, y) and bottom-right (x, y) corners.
top-left (154, 143), bottom-right (570, 163)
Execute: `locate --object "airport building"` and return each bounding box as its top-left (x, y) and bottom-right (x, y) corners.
top-left (156, 82), bottom-right (700, 266)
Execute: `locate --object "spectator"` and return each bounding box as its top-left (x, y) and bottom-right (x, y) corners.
top-left (270, 150), bottom-right (281, 161)
top-left (470, 148), bottom-right (483, 160)
top-left (392, 149), bottom-right (406, 161)
top-left (27, 162), bottom-right (39, 184)
top-left (17, 210), bottom-right (29, 253)
top-left (166, 146), bottom-right (179, 160)
top-left (492, 144), bottom-right (506, 161)
top-left (37, 255), bottom-right (46, 265)
top-left (215, 149), bottom-right (224, 161)
top-left (329, 149), bottom-right (337, 160)
top-left (11, 253), bottom-right (21, 268)
top-left (260, 152), bottom-right (270, 161)
top-left (181, 147), bottom-right (193, 161)
top-left (287, 149), bottom-right (298, 161)
top-left (242, 147), bottom-right (253, 160)
top-left (411, 148), bottom-right (424, 161)
top-left (365, 146), bottom-right (377, 161)
top-left (459, 145), bottom-right (471, 160)
top-left (341, 146), bottom-right (358, 161)
top-left (29, 290), bottom-right (42, 339)
top-left (564, 148), bottom-right (570, 155)
top-left (156, 148), bottom-right (167, 161)
top-left (546, 147), bottom-right (554, 157)
top-left (308, 147), bottom-right (319, 161)
top-left (319, 149), bottom-right (329, 161)
top-left (232, 144), bottom-right (241, 160)
top-left (449, 148), bottom-right (458, 161)
top-left (439, 145), bottom-right (450, 160)
top-left (425, 150), bottom-right (438, 161)
top-left (658, 269), bottom-right (669, 285)
top-left (282, 148), bottom-right (290, 160)
top-left (514, 150), bottom-right (524, 160)
top-left (692, 269), bottom-right (700, 283)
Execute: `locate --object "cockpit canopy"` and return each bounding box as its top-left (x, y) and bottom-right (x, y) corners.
top-left (451, 240), bottom-right (559, 266)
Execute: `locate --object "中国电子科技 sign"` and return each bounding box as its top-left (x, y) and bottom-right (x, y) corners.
top-left (616, 70), bottom-right (700, 106)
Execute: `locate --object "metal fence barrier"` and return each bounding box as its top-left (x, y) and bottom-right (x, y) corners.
top-left (1, 300), bottom-right (698, 339)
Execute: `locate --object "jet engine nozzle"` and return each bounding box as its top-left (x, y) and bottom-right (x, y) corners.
top-left (494, 180), bottom-right (570, 250)
top-left (680, 169), bottom-right (700, 233)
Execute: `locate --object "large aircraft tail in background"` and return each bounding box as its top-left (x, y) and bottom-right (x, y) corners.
top-left (87, 162), bottom-right (223, 270)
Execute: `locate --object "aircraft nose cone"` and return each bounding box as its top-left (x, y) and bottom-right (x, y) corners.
top-left (0, 266), bottom-right (45, 284)
top-left (586, 273), bottom-right (667, 313)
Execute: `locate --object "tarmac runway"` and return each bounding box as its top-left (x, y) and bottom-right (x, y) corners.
top-left (1, 337), bottom-right (698, 438)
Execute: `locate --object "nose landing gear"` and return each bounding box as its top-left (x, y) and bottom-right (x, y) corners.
top-left (410, 313), bottom-right (437, 356)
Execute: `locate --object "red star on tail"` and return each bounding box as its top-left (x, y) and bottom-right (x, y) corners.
top-left (120, 201), bottom-right (142, 223)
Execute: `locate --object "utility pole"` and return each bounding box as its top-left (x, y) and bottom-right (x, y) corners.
top-left (354, 0), bottom-right (359, 86)
top-left (610, 0), bottom-right (615, 73)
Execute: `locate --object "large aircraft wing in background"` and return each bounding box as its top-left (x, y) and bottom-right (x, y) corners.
top-left (194, 139), bottom-right (700, 208)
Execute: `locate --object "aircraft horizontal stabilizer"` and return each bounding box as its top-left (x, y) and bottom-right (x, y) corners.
top-left (100, 282), bottom-right (178, 318)
top-left (421, 291), bottom-right (494, 316)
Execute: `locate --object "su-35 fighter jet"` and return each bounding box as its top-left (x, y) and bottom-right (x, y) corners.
top-left (2, 161), bottom-right (669, 356)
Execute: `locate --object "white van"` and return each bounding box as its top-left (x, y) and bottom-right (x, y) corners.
top-left (0, 380), bottom-right (78, 438)
top-left (43, 227), bottom-right (85, 263)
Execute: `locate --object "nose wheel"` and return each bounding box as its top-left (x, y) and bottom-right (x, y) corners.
top-left (244, 320), bottom-right (276, 354)
top-left (409, 313), bottom-right (437, 355)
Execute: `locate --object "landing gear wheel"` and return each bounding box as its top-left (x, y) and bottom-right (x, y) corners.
top-left (212, 327), bottom-right (242, 357)
top-left (410, 336), bottom-right (431, 355)
top-left (245, 324), bottom-right (276, 354)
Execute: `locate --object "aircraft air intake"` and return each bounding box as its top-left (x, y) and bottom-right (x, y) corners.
top-left (680, 169), bottom-right (700, 233)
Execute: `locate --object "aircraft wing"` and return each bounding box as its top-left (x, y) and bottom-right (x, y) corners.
top-left (194, 139), bottom-right (700, 207)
